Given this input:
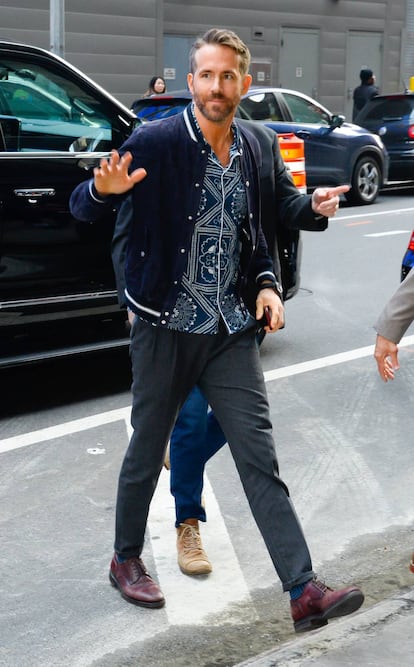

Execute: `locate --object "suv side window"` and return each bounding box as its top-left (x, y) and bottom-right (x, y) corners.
top-left (282, 92), bottom-right (330, 125)
top-left (241, 92), bottom-right (284, 121)
top-left (0, 58), bottom-right (113, 152)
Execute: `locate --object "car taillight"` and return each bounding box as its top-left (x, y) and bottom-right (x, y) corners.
top-left (408, 125), bottom-right (414, 139)
top-left (409, 230), bottom-right (414, 251)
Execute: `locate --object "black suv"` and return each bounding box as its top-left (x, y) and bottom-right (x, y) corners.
top-left (0, 41), bottom-right (301, 367)
top-left (0, 41), bottom-right (142, 367)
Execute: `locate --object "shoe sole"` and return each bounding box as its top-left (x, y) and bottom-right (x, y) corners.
top-left (294, 590), bottom-right (364, 633)
top-left (109, 572), bottom-right (165, 609)
top-left (178, 563), bottom-right (212, 576)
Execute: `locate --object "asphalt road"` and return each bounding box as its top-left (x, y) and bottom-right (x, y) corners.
top-left (2, 185), bottom-right (414, 667)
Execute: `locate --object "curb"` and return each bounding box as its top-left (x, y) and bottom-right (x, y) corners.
top-left (234, 587), bottom-right (414, 666)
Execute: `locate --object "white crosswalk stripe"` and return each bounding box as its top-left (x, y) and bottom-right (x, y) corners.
top-left (124, 416), bottom-right (257, 625)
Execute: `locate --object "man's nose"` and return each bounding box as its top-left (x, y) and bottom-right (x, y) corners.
top-left (210, 76), bottom-right (221, 91)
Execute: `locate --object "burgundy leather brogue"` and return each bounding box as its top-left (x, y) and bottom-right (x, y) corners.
top-left (109, 555), bottom-right (165, 608)
top-left (291, 577), bottom-right (364, 632)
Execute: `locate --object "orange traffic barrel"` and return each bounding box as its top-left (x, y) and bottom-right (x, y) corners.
top-left (278, 133), bottom-right (307, 194)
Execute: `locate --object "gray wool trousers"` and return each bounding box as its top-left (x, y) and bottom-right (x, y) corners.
top-left (114, 317), bottom-right (314, 591)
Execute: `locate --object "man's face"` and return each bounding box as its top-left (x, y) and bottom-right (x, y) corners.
top-left (187, 44), bottom-right (251, 123)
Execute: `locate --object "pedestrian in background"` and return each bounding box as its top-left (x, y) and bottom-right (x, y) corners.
top-left (142, 75), bottom-right (166, 97)
top-left (352, 68), bottom-right (379, 121)
top-left (131, 75), bottom-right (167, 115)
top-left (71, 26), bottom-right (363, 633)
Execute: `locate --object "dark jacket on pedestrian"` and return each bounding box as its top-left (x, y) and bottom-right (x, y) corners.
top-left (352, 69), bottom-right (379, 121)
top-left (70, 108), bottom-right (327, 323)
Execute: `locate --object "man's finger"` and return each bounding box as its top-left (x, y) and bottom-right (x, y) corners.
top-left (327, 184), bottom-right (350, 196)
top-left (130, 168), bottom-right (147, 184)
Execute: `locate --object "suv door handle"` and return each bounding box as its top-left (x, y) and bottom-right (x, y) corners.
top-left (14, 188), bottom-right (56, 198)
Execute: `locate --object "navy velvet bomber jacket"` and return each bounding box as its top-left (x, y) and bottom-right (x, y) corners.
top-left (69, 107), bottom-right (277, 325)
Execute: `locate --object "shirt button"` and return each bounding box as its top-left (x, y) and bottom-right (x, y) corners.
top-left (164, 312), bottom-right (169, 316)
top-left (173, 280), bottom-right (178, 285)
top-left (180, 248), bottom-right (186, 253)
top-left (245, 180), bottom-right (250, 187)
top-left (161, 320), bottom-right (166, 325)
top-left (188, 215), bottom-right (193, 221)
top-left (140, 251), bottom-right (145, 257)
top-left (249, 213), bottom-right (253, 219)
top-left (195, 182), bottom-right (200, 187)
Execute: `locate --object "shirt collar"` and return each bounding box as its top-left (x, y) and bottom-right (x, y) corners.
top-left (184, 102), bottom-right (242, 157)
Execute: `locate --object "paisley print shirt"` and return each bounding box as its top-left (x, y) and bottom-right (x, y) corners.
top-left (168, 106), bottom-right (252, 335)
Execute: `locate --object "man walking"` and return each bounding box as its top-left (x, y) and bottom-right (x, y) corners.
top-left (71, 27), bottom-right (363, 632)
top-left (352, 68), bottom-right (379, 121)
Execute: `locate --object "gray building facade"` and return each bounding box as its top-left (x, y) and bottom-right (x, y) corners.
top-left (0, 1), bottom-right (411, 120)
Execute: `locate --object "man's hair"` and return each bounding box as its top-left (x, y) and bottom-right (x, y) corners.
top-left (360, 68), bottom-right (373, 83)
top-left (189, 28), bottom-right (251, 76)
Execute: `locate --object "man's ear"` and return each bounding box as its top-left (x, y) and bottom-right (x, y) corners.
top-left (187, 72), bottom-right (194, 94)
top-left (242, 74), bottom-right (252, 95)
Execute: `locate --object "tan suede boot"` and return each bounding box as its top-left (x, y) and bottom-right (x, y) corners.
top-left (176, 519), bottom-right (212, 575)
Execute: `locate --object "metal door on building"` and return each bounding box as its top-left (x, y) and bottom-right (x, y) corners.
top-left (279, 28), bottom-right (319, 99)
top-left (163, 35), bottom-right (195, 91)
top-left (345, 31), bottom-right (382, 121)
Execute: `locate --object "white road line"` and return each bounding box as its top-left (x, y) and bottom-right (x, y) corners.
top-left (123, 409), bottom-right (256, 626)
top-left (2, 334), bottom-right (414, 455)
top-left (263, 335), bottom-right (414, 382)
top-left (335, 207), bottom-right (414, 222)
top-left (365, 230), bottom-right (410, 237)
top-left (149, 470), bottom-right (257, 626)
top-left (0, 406), bottom-right (130, 454)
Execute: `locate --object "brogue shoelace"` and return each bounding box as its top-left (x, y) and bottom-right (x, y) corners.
top-left (179, 525), bottom-right (204, 556)
top-left (129, 557), bottom-right (149, 583)
top-left (312, 578), bottom-right (333, 594)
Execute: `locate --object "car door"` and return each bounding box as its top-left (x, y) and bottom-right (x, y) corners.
top-left (270, 91), bottom-right (346, 187)
top-left (0, 45), bottom-right (135, 335)
top-left (266, 91), bottom-right (351, 187)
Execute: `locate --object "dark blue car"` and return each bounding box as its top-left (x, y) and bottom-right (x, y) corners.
top-left (354, 92), bottom-right (414, 182)
top-left (133, 86), bottom-right (389, 206)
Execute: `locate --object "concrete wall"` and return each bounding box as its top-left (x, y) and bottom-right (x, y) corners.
top-left (0, 1), bottom-right (407, 110)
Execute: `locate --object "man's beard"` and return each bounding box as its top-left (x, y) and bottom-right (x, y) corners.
top-left (193, 90), bottom-right (236, 122)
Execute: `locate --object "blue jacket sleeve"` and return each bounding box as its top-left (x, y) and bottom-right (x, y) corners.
top-left (70, 178), bottom-right (119, 222)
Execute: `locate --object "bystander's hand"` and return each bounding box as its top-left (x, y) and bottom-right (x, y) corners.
top-left (374, 333), bottom-right (399, 382)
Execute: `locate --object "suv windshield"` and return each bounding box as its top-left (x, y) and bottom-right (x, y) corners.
top-left (0, 58), bottom-right (113, 152)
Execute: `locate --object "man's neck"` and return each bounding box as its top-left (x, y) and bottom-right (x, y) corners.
top-left (194, 107), bottom-right (234, 167)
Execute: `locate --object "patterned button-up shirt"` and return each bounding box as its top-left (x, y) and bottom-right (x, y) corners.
top-left (168, 106), bottom-right (253, 335)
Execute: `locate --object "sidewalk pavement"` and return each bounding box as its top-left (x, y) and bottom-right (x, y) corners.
top-left (236, 586), bottom-right (414, 667)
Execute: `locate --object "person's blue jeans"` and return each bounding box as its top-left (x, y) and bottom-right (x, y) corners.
top-left (170, 386), bottom-right (226, 526)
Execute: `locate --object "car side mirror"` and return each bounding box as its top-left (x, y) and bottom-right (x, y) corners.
top-left (330, 114), bottom-right (345, 129)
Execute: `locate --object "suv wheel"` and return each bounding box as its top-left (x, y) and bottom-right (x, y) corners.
top-left (345, 155), bottom-right (380, 205)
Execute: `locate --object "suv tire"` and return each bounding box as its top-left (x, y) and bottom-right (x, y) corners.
top-left (345, 155), bottom-right (380, 205)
